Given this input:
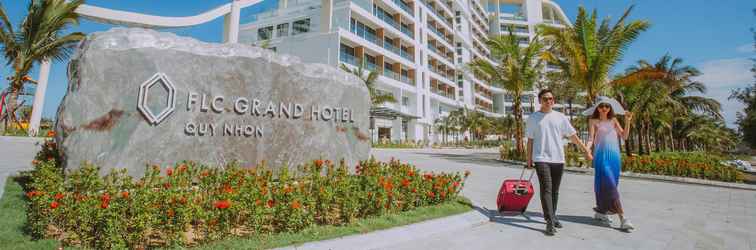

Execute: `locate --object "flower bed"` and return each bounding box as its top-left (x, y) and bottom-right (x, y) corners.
top-left (23, 142), bottom-right (469, 249)
top-left (622, 152), bottom-right (744, 182)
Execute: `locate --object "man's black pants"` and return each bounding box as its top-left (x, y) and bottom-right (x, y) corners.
top-left (533, 162), bottom-right (564, 225)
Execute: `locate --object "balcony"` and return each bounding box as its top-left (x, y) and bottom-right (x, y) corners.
top-left (429, 66), bottom-right (454, 83)
top-left (383, 69), bottom-right (415, 86)
top-left (500, 14), bottom-right (527, 22)
top-left (427, 44), bottom-right (454, 64)
top-left (373, 7), bottom-right (401, 30)
top-left (383, 41), bottom-right (401, 56)
top-left (400, 25), bottom-right (414, 38)
top-left (366, 61), bottom-right (379, 71)
top-left (427, 25), bottom-right (453, 45)
top-left (431, 87), bottom-right (455, 100)
top-left (421, 0), bottom-right (452, 28)
top-left (400, 49), bottom-right (414, 61)
top-left (392, 0), bottom-right (413, 16)
top-left (340, 51), bottom-right (359, 66)
top-left (350, 25), bottom-right (382, 46)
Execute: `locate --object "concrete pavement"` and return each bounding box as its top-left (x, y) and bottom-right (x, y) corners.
top-left (0, 136), bottom-right (43, 198)
top-left (369, 148), bottom-right (756, 250)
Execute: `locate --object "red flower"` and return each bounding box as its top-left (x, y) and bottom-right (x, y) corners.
top-left (423, 173), bottom-right (434, 181)
top-left (178, 164), bottom-right (187, 172)
top-left (453, 181), bottom-right (460, 187)
top-left (383, 181), bottom-right (394, 191)
top-left (167, 209), bottom-right (175, 217)
top-left (427, 191), bottom-right (435, 198)
top-left (121, 191), bottom-right (129, 199)
top-left (201, 171), bottom-right (210, 178)
top-left (255, 199), bottom-right (262, 206)
top-left (266, 199), bottom-right (275, 208)
top-left (179, 196), bottom-right (187, 204)
top-left (46, 131), bottom-right (56, 137)
top-left (407, 170), bottom-right (415, 177)
top-left (100, 201), bottom-right (109, 209)
top-left (440, 191), bottom-right (447, 198)
top-left (401, 179), bottom-right (410, 188)
top-left (223, 184), bottom-right (234, 194)
top-left (314, 159), bottom-right (324, 167)
top-left (31, 160), bottom-right (39, 165)
top-left (54, 193), bottom-right (64, 200)
top-left (166, 167), bottom-right (174, 176)
top-left (101, 193), bottom-right (111, 202)
top-left (411, 188), bottom-right (417, 193)
top-left (283, 185), bottom-right (293, 194)
top-left (214, 199), bottom-right (231, 209)
top-left (50, 201), bottom-right (59, 209)
top-left (291, 200), bottom-right (302, 209)
top-left (163, 182), bottom-right (171, 189)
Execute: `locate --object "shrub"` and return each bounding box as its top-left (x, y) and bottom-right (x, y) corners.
top-left (622, 152), bottom-right (744, 182)
top-left (24, 142), bottom-right (469, 249)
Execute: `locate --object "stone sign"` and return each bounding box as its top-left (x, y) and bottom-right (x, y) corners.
top-left (55, 28), bottom-right (371, 177)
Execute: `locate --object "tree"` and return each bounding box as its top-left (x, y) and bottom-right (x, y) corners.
top-left (340, 61), bottom-right (397, 106)
top-left (615, 55), bottom-right (723, 154)
top-left (729, 10), bottom-right (756, 148)
top-left (0, 0), bottom-right (85, 131)
top-left (468, 26), bottom-right (544, 155)
top-left (540, 5), bottom-right (650, 107)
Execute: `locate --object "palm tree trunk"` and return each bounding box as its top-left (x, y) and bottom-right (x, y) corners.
top-left (514, 99), bottom-right (524, 156)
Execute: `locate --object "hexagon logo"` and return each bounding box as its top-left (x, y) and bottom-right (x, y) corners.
top-left (137, 73), bottom-right (176, 125)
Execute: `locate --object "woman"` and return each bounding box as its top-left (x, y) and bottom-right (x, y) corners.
top-left (585, 97), bottom-right (635, 231)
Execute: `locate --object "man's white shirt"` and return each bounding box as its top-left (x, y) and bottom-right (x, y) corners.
top-left (526, 110), bottom-right (577, 164)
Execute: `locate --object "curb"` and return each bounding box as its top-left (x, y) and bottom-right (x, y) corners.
top-left (275, 208), bottom-right (489, 250)
top-left (0, 136), bottom-right (46, 144)
top-left (497, 159), bottom-right (756, 191)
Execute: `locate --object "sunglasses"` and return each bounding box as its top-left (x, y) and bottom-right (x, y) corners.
top-left (598, 104), bottom-right (611, 109)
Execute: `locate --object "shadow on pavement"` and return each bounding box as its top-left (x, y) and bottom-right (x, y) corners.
top-left (472, 205), bottom-right (611, 235)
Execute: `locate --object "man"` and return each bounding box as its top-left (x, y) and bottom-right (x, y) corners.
top-left (526, 89), bottom-right (593, 236)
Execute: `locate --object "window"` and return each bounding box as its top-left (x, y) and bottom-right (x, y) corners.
top-left (258, 26), bottom-right (273, 40)
top-left (402, 96), bottom-right (410, 106)
top-left (292, 18), bottom-right (311, 35)
top-left (276, 23), bottom-right (289, 37)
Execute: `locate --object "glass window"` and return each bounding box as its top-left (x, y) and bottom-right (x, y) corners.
top-left (292, 18), bottom-right (311, 35)
top-left (258, 26), bottom-right (273, 40)
top-left (402, 96), bottom-right (410, 106)
top-left (276, 23), bottom-right (289, 37)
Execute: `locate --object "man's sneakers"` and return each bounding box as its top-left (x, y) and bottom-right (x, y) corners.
top-left (620, 218), bottom-right (635, 231)
top-left (594, 212), bottom-right (613, 225)
top-left (553, 220), bottom-right (563, 228)
top-left (545, 223), bottom-right (556, 236)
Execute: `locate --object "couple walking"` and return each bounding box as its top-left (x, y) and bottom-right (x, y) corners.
top-left (525, 89), bottom-right (635, 236)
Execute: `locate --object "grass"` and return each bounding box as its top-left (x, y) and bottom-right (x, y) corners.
top-left (0, 176), bottom-right (58, 250)
top-left (0, 176), bottom-right (472, 250)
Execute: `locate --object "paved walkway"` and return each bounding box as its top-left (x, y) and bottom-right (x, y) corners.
top-left (370, 148), bottom-right (756, 250)
top-left (0, 136), bottom-right (43, 198)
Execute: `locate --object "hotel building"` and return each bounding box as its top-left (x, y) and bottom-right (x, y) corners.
top-left (238, 0), bottom-right (571, 142)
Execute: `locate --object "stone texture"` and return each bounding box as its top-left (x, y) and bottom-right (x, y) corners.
top-left (55, 28), bottom-right (371, 177)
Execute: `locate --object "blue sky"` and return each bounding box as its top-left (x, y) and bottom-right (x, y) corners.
top-left (1, 0), bottom-right (754, 128)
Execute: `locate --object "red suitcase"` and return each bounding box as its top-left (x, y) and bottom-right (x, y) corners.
top-left (497, 168), bottom-right (535, 213)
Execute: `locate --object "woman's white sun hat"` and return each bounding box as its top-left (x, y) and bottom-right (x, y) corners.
top-left (582, 96), bottom-right (626, 116)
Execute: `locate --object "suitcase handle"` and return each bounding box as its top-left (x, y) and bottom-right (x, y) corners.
top-left (518, 167), bottom-right (535, 183)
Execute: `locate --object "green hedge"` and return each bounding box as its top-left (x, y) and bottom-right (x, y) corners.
top-left (622, 152), bottom-right (743, 182)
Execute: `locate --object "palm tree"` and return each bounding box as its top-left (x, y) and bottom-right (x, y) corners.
top-left (464, 111), bottom-right (491, 141)
top-left (614, 55), bottom-right (723, 153)
top-left (468, 26), bottom-right (544, 155)
top-left (340, 61), bottom-right (397, 106)
top-left (0, 0), bottom-right (85, 131)
top-left (540, 6), bottom-right (650, 107)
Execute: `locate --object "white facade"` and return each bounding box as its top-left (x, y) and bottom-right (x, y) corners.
top-left (238, 0), bottom-right (571, 143)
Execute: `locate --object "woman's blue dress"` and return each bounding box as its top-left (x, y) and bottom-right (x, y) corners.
top-left (592, 120), bottom-right (623, 214)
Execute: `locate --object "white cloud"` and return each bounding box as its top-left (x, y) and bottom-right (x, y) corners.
top-left (694, 57), bottom-right (752, 128)
top-left (736, 43), bottom-right (754, 53)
